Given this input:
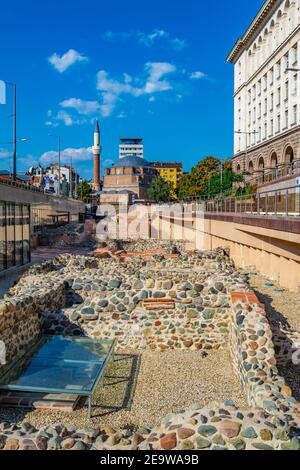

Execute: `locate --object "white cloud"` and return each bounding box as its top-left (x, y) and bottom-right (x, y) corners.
top-left (104, 29), bottom-right (186, 50)
top-left (96, 62), bottom-right (176, 116)
top-left (60, 98), bottom-right (101, 115)
top-left (57, 111), bottom-right (74, 126)
top-left (45, 109), bottom-right (87, 127)
top-left (40, 147), bottom-right (93, 165)
top-left (0, 148), bottom-right (11, 158)
top-left (190, 71), bottom-right (206, 80)
top-left (144, 62), bottom-right (176, 94)
top-left (45, 120), bottom-right (59, 127)
top-left (117, 111), bottom-right (127, 119)
top-left (48, 49), bottom-right (88, 73)
top-left (96, 70), bottom-right (142, 117)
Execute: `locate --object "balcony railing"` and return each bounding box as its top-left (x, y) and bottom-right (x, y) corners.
top-left (245, 160), bottom-right (300, 187)
top-left (205, 184), bottom-right (300, 217)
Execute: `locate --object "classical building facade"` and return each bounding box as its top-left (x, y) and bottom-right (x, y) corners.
top-left (227, 0), bottom-right (300, 185)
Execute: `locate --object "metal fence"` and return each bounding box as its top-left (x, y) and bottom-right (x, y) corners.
top-left (243, 160), bottom-right (300, 188)
top-left (205, 185), bottom-right (300, 217)
top-left (31, 207), bottom-right (80, 233)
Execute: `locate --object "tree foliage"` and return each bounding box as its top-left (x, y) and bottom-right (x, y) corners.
top-left (147, 176), bottom-right (173, 203)
top-left (177, 156), bottom-right (243, 200)
top-left (177, 156), bottom-right (221, 200)
top-left (205, 170), bottom-right (244, 198)
top-left (76, 180), bottom-right (93, 202)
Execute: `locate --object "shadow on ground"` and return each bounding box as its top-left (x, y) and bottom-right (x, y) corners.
top-left (82, 353), bottom-right (141, 418)
top-left (254, 289), bottom-right (300, 402)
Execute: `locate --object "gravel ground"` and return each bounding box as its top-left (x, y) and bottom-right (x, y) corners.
top-left (0, 349), bottom-right (246, 430)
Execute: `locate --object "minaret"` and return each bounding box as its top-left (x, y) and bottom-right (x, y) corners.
top-left (93, 120), bottom-right (101, 191)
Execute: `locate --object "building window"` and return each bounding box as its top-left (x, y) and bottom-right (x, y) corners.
top-left (285, 109), bottom-right (289, 129)
top-left (277, 114), bottom-right (281, 133)
top-left (263, 74), bottom-right (267, 91)
top-left (270, 93), bottom-right (274, 111)
top-left (257, 80), bottom-right (261, 96)
top-left (276, 87), bottom-right (281, 107)
top-left (275, 60), bottom-right (281, 79)
top-left (258, 102), bottom-right (262, 118)
top-left (285, 81), bottom-right (289, 101)
top-left (293, 74), bottom-right (297, 95)
top-left (269, 68), bottom-right (274, 85)
top-left (264, 97), bottom-right (267, 115)
top-left (283, 54), bottom-right (289, 72)
top-left (270, 119), bottom-right (274, 136)
top-left (264, 122), bottom-right (267, 139)
top-left (293, 105), bottom-right (297, 124)
top-left (292, 44), bottom-right (298, 66)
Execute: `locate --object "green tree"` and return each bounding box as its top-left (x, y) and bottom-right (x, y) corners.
top-left (76, 180), bottom-right (93, 202)
top-left (205, 170), bottom-right (244, 198)
top-left (177, 156), bottom-right (221, 200)
top-left (147, 176), bottom-right (173, 203)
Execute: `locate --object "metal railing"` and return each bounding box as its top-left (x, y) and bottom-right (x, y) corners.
top-left (0, 178), bottom-right (81, 201)
top-left (205, 184), bottom-right (300, 217)
top-left (244, 160), bottom-right (300, 187)
top-left (0, 178), bottom-right (45, 193)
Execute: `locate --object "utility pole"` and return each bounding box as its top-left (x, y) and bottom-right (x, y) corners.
top-left (58, 135), bottom-right (61, 196)
top-left (1, 80), bottom-right (18, 182)
top-left (70, 155), bottom-right (73, 198)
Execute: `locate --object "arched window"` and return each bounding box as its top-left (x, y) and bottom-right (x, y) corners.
top-left (248, 161), bottom-right (254, 174)
top-left (236, 164), bottom-right (241, 174)
top-left (258, 157), bottom-right (265, 170)
top-left (270, 152), bottom-right (278, 168)
top-left (285, 145), bottom-right (294, 164)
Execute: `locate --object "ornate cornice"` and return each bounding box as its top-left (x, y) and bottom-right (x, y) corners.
top-left (227, 0), bottom-right (282, 63)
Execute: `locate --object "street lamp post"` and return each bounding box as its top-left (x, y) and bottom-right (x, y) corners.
top-left (1, 81), bottom-right (17, 181)
top-left (12, 83), bottom-right (17, 182)
top-left (234, 130), bottom-right (258, 173)
top-left (70, 155), bottom-right (73, 198)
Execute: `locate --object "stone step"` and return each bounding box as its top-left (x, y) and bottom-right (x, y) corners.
top-left (0, 391), bottom-right (80, 412)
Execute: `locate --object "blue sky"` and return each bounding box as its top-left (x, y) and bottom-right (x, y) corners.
top-left (0, 0), bottom-right (263, 179)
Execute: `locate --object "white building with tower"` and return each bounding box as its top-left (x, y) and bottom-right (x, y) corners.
top-left (227, 0), bottom-right (300, 186)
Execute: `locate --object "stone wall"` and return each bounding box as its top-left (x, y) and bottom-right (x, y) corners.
top-left (1, 242), bottom-right (300, 451)
top-left (0, 281), bottom-right (67, 366)
top-left (230, 292), bottom-right (298, 413)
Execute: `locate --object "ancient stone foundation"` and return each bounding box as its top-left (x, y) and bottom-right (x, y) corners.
top-left (0, 240), bottom-right (300, 451)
